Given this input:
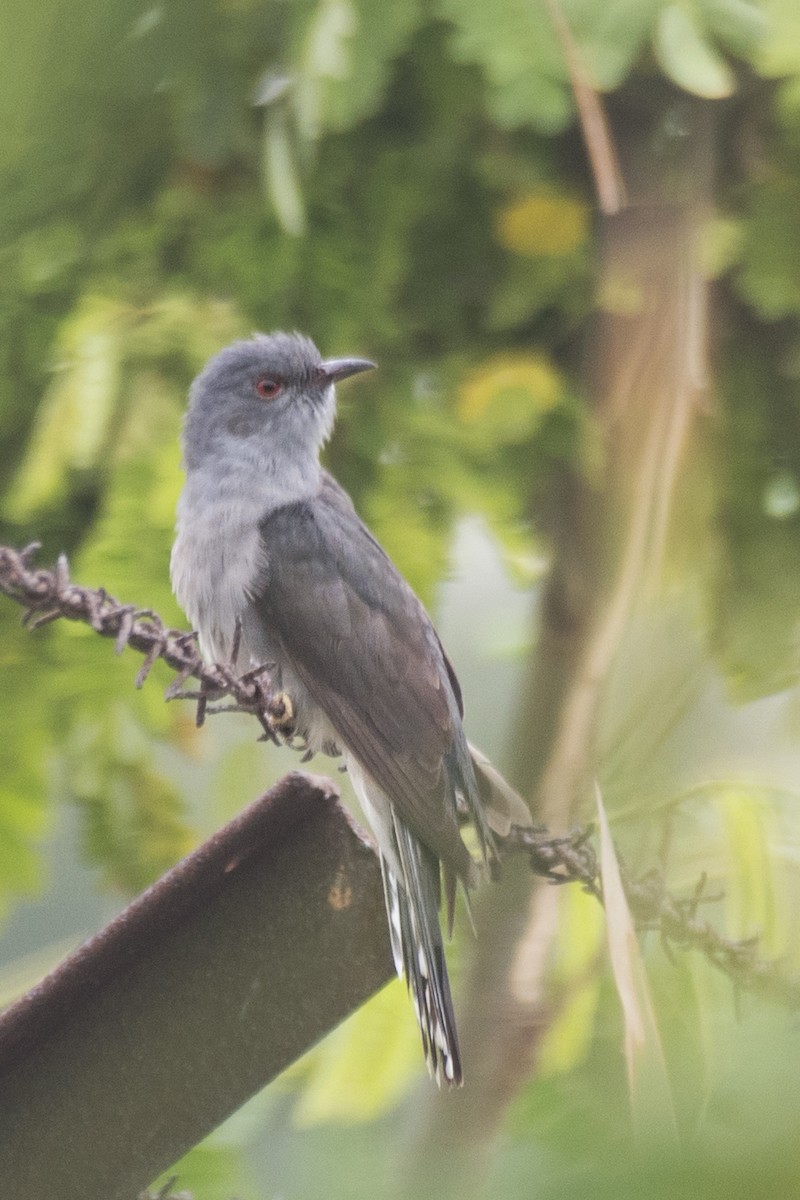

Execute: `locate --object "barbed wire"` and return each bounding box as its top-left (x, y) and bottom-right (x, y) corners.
top-left (1, 542), bottom-right (799, 1010)
top-left (0, 542), bottom-right (291, 741)
top-left (501, 826), bottom-right (800, 1006)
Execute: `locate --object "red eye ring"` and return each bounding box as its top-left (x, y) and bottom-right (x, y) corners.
top-left (255, 376), bottom-right (282, 400)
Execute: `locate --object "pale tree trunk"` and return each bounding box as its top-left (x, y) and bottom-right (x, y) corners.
top-left (401, 91), bottom-right (716, 1197)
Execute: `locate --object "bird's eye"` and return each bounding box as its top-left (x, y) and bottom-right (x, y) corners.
top-left (255, 376), bottom-right (282, 400)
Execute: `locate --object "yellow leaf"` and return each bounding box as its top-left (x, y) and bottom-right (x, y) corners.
top-left (538, 885), bottom-right (604, 1077)
top-left (458, 352), bottom-right (563, 444)
top-left (496, 192), bottom-right (589, 258)
top-left (716, 786), bottom-right (785, 957)
top-left (291, 979), bottom-right (420, 1125)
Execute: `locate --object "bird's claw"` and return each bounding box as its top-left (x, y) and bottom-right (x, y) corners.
top-left (267, 690), bottom-right (296, 738)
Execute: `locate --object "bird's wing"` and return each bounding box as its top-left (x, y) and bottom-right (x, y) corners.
top-left (253, 472), bottom-right (473, 876)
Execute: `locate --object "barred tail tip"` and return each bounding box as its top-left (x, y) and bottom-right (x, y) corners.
top-left (382, 858), bottom-right (464, 1088)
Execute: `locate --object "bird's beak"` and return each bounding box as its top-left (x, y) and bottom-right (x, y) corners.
top-left (318, 357), bottom-right (376, 383)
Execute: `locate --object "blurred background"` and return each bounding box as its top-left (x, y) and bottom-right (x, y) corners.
top-left (2, 0), bottom-right (800, 1197)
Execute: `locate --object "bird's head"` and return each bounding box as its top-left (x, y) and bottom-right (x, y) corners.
top-left (182, 331), bottom-right (375, 472)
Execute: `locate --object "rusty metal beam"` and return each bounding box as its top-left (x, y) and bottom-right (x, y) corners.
top-left (0, 771), bottom-right (393, 1199)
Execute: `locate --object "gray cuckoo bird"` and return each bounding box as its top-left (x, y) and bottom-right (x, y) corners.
top-left (171, 332), bottom-right (529, 1086)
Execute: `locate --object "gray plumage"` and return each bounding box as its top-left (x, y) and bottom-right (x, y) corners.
top-left (171, 331), bottom-right (507, 1086)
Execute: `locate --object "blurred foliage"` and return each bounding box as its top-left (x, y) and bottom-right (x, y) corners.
top-left (1, 0), bottom-right (800, 1197)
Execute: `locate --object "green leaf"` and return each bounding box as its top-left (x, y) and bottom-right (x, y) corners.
top-left (715, 787), bottom-right (786, 956)
top-left (6, 296), bottom-right (127, 519)
top-left (0, 788), bottom-right (45, 917)
top-left (654, 4), bottom-right (736, 98)
top-left (736, 177), bottom-right (800, 319)
top-left (758, 0), bottom-right (800, 78)
top-left (537, 886), bottom-right (605, 1076)
top-left (435, 0), bottom-right (574, 132)
top-left (290, 981), bottom-right (421, 1124)
top-left (297, 0), bottom-right (422, 135)
top-left (150, 1142), bottom-right (251, 1200)
top-left (561, 0), bottom-right (660, 90)
top-left (262, 107), bottom-right (307, 238)
top-left (701, 0), bottom-right (767, 58)
top-left (15, 222), bottom-right (85, 298)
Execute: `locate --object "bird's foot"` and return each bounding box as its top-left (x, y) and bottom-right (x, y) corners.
top-left (267, 690), bottom-right (297, 739)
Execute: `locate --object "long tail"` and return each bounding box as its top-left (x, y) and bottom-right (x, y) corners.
top-left (380, 815), bottom-right (463, 1087)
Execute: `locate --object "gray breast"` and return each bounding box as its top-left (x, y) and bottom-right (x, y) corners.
top-left (171, 464), bottom-right (342, 755)
top-left (171, 496), bottom-right (268, 664)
